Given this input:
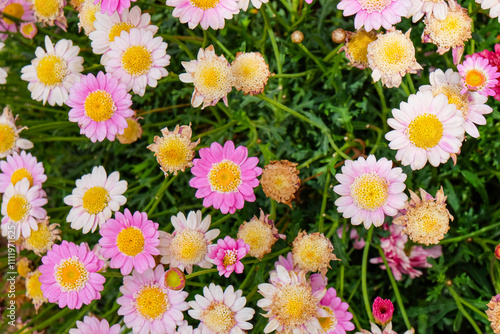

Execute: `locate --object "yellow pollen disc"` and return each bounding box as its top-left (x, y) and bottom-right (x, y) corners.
top-left (157, 136), bottom-right (192, 171)
top-left (271, 284), bottom-right (317, 327)
top-left (55, 257), bottom-right (89, 292)
top-left (231, 53), bottom-right (270, 95)
top-left (432, 84), bottom-right (469, 115)
top-left (404, 202), bottom-right (450, 245)
top-left (293, 234), bottom-right (333, 272)
top-left (116, 227), bottom-right (145, 256)
top-left (17, 258), bottom-right (31, 277)
top-left (3, 3), bottom-right (24, 25)
top-left (358, 0), bottom-right (392, 12)
top-left (171, 229), bottom-right (208, 264)
top-left (33, 0), bottom-right (60, 18)
top-left (117, 118), bottom-right (142, 144)
top-left (407, 113), bottom-right (444, 149)
top-left (223, 250), bottom-right (237, 266)
top-left (346, 30), bottom-right (377, 66)
top-left (36, 55), bottom-right (67, 87)
top-left (11, 168), bottom-right (34, 187)
top-left (27, 271), bottom-right (44, 300)
top-left (201, 301), bottom-right (236, 333)
top-left (82, 186), bottom-right (110, 215)
top-left (122, 45), bottom-right (153, 77)
top-left (318, 306), bottom-right (338, 332)
top-left (0, 124), bottom-right (17, 155)
top-left (237, 220), bottom-right (275, 259)
top-left (465, 69), bottom-right (486, 89)
top-left (25, 223), bottom-right (51, 251)
top-left (7, 194), bottom-right (30, 223)
top-left (193, 57), bottom-right (233, 101)
top-left (21, 23), bottom-right (35, 36)
top-left (350, 172), bottom-right (389, 211)
top-left (426, 8), bottom-right (472, 49)
top-left (109, 22), bottom-right (134, 42)
top-left (208, 160), bottom-right (242, 193)
top-left (370, 32), bottom-right (415, 76)
top-left (135, 285), bottom-right (169, 321)
top-left (84, 90), bottom-right (116, 122)
top-left (190, 0), bottom-right (220, 10)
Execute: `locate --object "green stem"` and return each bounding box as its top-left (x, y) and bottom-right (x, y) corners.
top-left (186, 268), bottom-right (219, 280)
top-left (323, 44), bottom-right (343, 62)
top-left (239, 263), bottom-right (257, 290)
top-left (145, 176), bottom-right (177, 215)
top-left (318, 172), bottom-right (331, 233)
top-left (207, 31), bottom-right (234, 60)
top-left (193, 120), bottom-right (238, 141)
top-left (447, 285), bottom-right (483, 334)
top-left (362, 226), bottom-right (375, 323)
top-left (296, 43), bottom-right (327, 72)
top-left (459, 298), bottom-right (489, 320)
top-left (440, 222), bottom-right (500, 244)
top-left (270, 198), bottom-right (277, 221)
top-left (399, 80), bottom-right (411, 97)
top-left (378, 246), bottom-right (412, 330)
top-left (350, 306), bottom-right (363, 331)
top-left (272, 70), bottom-right (317, 78)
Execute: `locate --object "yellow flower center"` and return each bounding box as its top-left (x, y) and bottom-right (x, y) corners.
top-left (36, 55), bottom-right (67, 87)
top-left (109, 22), bottom-right (134, 42)
top-left (369, 32), bottom-right (415, 76)
top-left (318, 306), bottom-right (338, 332)
top-left (190, 0), bottom-right (220, 10)
top-left (27, 271), bottom-right (44, 300)
top-left (25, 223), bottom-right (51, 251)
top-left (201, 301), bottom-right (236, 333)
top-left (55, 257), bottom-right (89, 292)
top-left (17, 258), bottom-right (31, 277)
top-left (164, 269), bottom-right (184, 289)
top-left (208, 160), bottom-right (242, 193)
top-left (84, 90), bottom-right (116, 122)
top-left (350, 172), bottom-right (389, 211)
top-left (135, 284), bottom-right (169, 321)
top-left (426, 8), bottom-right (472, 49)
top-left (157, 136), bottom-right (192, 171)
top-left (7, 194), bottom-right (30, 223)
top-left (223, 250), bottom-right (237, 266)
top-left (21, 23), bottom-right (35, 36)
top-left (33, 0), bottom-right (60, 19)
top-left (407, 113), bottom-right (444, 149)
top-left (404, 202), bottom-right (450, 245)
top-left (3, 3), bottom-right (24, 25)
top-left (79, 2), bottom-right (100, 35)
top-left (237, 219), bottom-right (275, 259)
top-left (11, 168), bottom-right (34, 187)
top-left (0, 124), bottom-right (17, 155)
top-left (82, 186), bottom-right (110, 214)
top-left (271, 284), bottom-right (317, 327)
top-left (346, 30), bottom-right (377, 66)
top-left (358, 0), bottom-right (393, 12)
top-left (171, 229), bottom-right (208, 265)
top-left (122, 45), bottom-right (152, 77)
top-left (193, 57), bottom-right (233, 101)
top-left (116, 227), bottom-right (145, 256)
top-left (465, 69), bottom-right (487, 89)
top-left (432, 84), bottom-right (469, 115)
top-left (293, 234), bottom-right (333, 272)
top-left (117, 117), bottom-right (142, 144)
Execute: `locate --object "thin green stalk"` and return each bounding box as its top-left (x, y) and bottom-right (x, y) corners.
top-left (447, 285), bottom-right (483, 334)
top-left (210, 214), bottom-right (232, 228)
top-left (239, 263), bottom-right (257, 290)
top-left (459, 298), bottom-right (489, 320)
top-left (406, 74), bottom-right (416, 94)
top-left (203, 29), bottom-right (208, 48)
top-left (296, 43), bottom-right (327, 72)
top-left (362, 226), bottom-right (375, 323)
top-left (186, 268), bottom-right (219, 279)
top-left (399, 80), bottom-right (411, 97)
top-left (377, 246), bottom-right (412, 330)
top-left (374, 81), bottom-right (389, 132)
top-left (262, 6), bottom-right (283, 102)
top-left (323, 44), bottom-right (343, 62)
top-left (318, 171), bottom-right (331, 233)
top-left (440, 222), bottom-right (500, 244)
top-left (207, 31), bottom-right (235, 60)
top-left (349, 306), bottom-right (363, 331)
top-left (272, 70), bottom-right (317, 79)
top-left (270, 198), bottom-right (277, 221)
top-left (193, 120), bottom-right (238, 141)
top-left (145, 176), bottom-right (177, 215)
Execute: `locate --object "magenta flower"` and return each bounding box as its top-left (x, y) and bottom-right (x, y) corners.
top-left (467, 45), bottom-right (500, 101)
top-left (208, 236), bottom-right (249, 278)
top-left (99, 209), bottom-right (160, 276)
top-left (39, 241), bottom-right (105, 309)
top-left (66, 71), bottom-right (134, 142)
top-left (458, 54), bottom-right (500, 96)
top-left (372, 297), bottom-right (394, 326)
top-left (96, 0), bottom-right (136, 15)
top-left (320, 288), bottom-right (355, 334)
top-left (0, 150), bottom-right (47, 193)
top-left (189, 141), bottom-right (262, 214)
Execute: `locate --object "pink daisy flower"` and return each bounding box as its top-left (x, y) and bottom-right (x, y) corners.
top-left (370, 224), bottom-right (442, 281)
top-left (117, 265), bottom-right (189, 333)
top-left (0, 150), bottom-right (47, 193)
top-left (69, 316), bottom-right (120, 334)
top-left (103, 28), bottom-right (170, 97)
top-left (167, 0), bottom-right (239, 30)
top-left (99, 208), bottom-right (160, 275)
top-left (188, 284), bottom-right (255, 334)
top-left (20, 22), bottom-right (37, 39)
top-left (39, 241), bottom-right (105, 309)
top-left (208, 236), bottom-right (249, 278)
top-left (319, 287), bottom-right (355, 334)
top-left (1, 178), bottom-right (47, 240)
top-left (337, 0), bottom-right (411, 31)
top-left (0, 0), bottom-right (34, 41)
top-left (385, 90), bottom-right (465, 170)
top-left (372, 297), bottom-right (394, 326)
top-left (468, 45), bottom-right (500, 101)
top-left (189, 141), bottom-right (262, 214)
top-left (66, 71), bottom-right (133, 143)
top-left (96, 0), bottom-right (136, 15)
top-left (458, 54), bottom-right (500, 97)
top-left (333, 155), bottom-right (408, 229)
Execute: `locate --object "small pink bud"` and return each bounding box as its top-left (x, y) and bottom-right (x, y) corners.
top-left (372, 297), bottom-right (394, 326)
top-left (163, 267), bottom-right (186, 290)
top-left (495, 244), bottom-right (500, 260)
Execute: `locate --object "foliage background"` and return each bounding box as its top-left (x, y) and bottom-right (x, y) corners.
top-left (1, 0), bottom-right (500, 333)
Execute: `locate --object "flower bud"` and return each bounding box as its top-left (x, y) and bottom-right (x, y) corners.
top-left (331, 28), bottom-right (346, 43)
top-left (372, 297), bottom-right (394, 326)
top-left (291, 31), bottom-right (304, 44)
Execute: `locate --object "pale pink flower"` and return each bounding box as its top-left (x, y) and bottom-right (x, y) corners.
top-left (208, 236), bottom-right (249, 278)
top-left (407, 0), bottom-right (448, 22)
top-left (458, 54), bottom-right (500, 96)
top-left (167, 0), bottom-right (239, 30)
top-left (0, 150), bottom-right (47, 193)
top-left (0, 0), bottom-right (34, 41)
top-left (337, 0), bottom-right (411, 31)
top-left (96, 0), bottom-right (136, 15)
top-left (69, 316), bottom-right (120, 334)
top-left (320, 287), bottom-right (355, 334)
top-left (467, 44), bottom-right (500, 101)
top-left (237, 0), bottom-right (268, 10)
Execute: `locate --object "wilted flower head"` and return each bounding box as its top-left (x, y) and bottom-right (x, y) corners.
top-left (32, 0), bottom-right (67, 30)
top-left (0, 106), bottom-right (33, 158)
top-left (231, 52), bottom-right (271, 95)
top-left (372, 297), bottom-right (394, 326)
top-left (292, 231), bottom-right (339, 276)
top-left (23, 218), bottom-right (61, 256)
top-left (237, 209), bottom-right (285, 259)
top-left (25, 269), bottom-right (47, 313)
top-left (393, 187), bottom-right (453, 245)
top-left (116, 115), bottom-right (143, 144)
top-left (78, 0), bottom-right (100, 35)
top-left (17, 257), bottom-right (32, 278)
top-left (147, 124), bottom-right (199, 176)
top-left (487, 294), bottom-right (500, 334)
top-left (340, 29), bottom-right (378, 69)
top-left (261, 160), bottom-right (300, 208)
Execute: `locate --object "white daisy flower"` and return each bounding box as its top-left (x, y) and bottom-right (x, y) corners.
top-left (20, 36), bottom-right (84, 106)
top-left (63, 166), bottom-right (127, 234)
top-left (407, 0), bottom-right (449, 22)
top-left (188, 284), bottom-right (255, 334)
top-left (0, 106), bottom-right (33, 159)
top-left (89, 5), bottom-right (158, 55)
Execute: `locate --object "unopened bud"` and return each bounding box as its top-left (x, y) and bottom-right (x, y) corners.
top-left (291, 31), bottom-right (304, 44)
top-left (331, 28), bottom-right (346, 43)
top-left (495, 244), bottom-right (500, 260)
